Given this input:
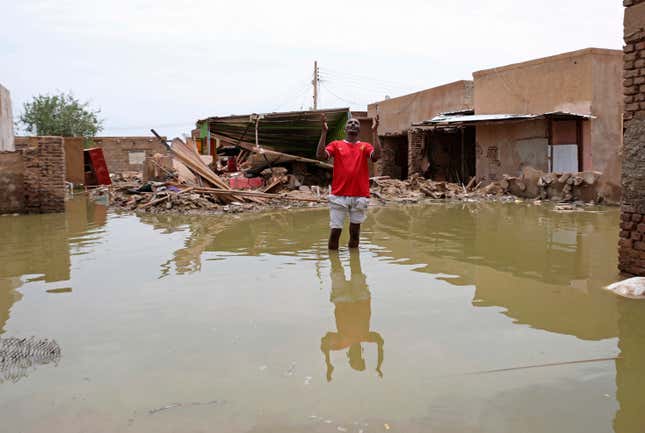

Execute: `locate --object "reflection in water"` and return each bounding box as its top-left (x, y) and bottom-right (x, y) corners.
top-left (321, 251), bottom-right (383, 382)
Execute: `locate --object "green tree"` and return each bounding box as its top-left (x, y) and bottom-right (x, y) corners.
top-left (20, 92), bottom-right (103, 138)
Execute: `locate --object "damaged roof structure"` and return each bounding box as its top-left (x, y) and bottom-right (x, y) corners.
top-left (196, 108), bottom-right (350, 158)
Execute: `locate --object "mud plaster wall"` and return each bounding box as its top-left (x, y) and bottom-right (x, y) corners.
top-left (367, 81), bottom-right (473, 136)
top-left (619, 0), bottom-right (645, 276)
top-left (0, 151), bottom-right (24, 213)
top-left (90, 137), bottom-right (168, 174)
top-left (14, 136), bottom-right (66, 213)
top-left (0, 84), bottom-right (14, 152)
top-left (476, 120), bottom-right (549, 181)
top-left (474, 48), bottom-right (622, 176)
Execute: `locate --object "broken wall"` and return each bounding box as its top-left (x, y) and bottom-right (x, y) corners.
top-left (14, 136), bottom-right (66, 213)
top-left (90, 136), bottom-right (168, 174)
top-left (476, 119), bottom-right (549, 181)
top-left (0, 151), bottom-right (24, 213)
top-left (619, 0), bottom-right (645, 276)
top-left (0, 84), bottom-right (14, 152)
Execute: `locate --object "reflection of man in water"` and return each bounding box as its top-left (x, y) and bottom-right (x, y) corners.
top-left (321, 250), bottom-right (384, 382)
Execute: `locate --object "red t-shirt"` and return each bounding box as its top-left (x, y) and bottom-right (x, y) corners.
top-left (326, 140), bottom-right (374, 197)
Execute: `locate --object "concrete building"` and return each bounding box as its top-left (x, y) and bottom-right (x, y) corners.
top-left (619, 0), bottom-right (645, 276)
top-left (0, 84), bottom-right (14, 151)
top-left (367, 81), bottom-right (473, 179)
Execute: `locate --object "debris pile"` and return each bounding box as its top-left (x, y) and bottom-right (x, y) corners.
top-left (87, 135), bottom-right (333, 214)
top-left (492, 166), bottom-right (620, 204)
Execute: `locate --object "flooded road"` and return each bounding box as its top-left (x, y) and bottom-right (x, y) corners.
top-left (1, 197), bottom-right (644, 433)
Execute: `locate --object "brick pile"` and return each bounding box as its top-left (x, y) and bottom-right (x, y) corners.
top-left (620, 0), bottom-right (645, 275)
top-left (14, 136), bottom-right (66, 213)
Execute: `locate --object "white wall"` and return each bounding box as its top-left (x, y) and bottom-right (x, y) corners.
top-left (0, 84), bottom-right (15, 151)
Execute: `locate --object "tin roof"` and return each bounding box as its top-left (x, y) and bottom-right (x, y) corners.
top-left (413, 111), bottom-right (595, 127)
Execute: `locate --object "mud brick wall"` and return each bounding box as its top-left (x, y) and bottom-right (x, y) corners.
top-left (0, 151), bottom-right (25, 213)
top-left (91, 137), bottom-right (168, 174)
top-left (620, 0), bottom-right (645, 275)
top-left (374, 137), bottom-right (398, 178)
top-left (408, 130), bottom-right (424, 177)
top-left (15, 136), bottom-right (66, 213)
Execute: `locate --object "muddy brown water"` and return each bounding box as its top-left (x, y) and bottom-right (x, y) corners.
top-left (1, 196), bottom-right (644, 433)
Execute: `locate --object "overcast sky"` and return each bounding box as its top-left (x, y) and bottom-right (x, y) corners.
top-left (1, 0), bottom-right (623, 138)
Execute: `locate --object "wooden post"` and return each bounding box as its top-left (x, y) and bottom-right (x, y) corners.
top-left (460, 127), bottom-right (465, 182)
top-left (312, 61), bottom-right (319, 110)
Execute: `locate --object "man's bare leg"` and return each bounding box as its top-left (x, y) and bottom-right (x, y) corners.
top-left (349, 223), bottom-right (361, 249)
top-left (328, 228), bottom-right (342, 250)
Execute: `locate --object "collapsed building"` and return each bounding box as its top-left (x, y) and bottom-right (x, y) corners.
top-left (369, 48), bottom-right (623, 192)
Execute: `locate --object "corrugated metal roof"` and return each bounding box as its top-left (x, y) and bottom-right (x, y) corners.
top-left (413, 111), bottom-right (595, 127)
top-left (198, 108), bottom-right (351, 158)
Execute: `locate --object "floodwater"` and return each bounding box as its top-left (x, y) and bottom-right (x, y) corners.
top-left (1, 196), bottom-right (644, 433)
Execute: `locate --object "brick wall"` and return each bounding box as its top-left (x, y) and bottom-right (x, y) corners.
top-left (408, 130), bottom-right (424, 177)
top-left (375, 137), bottom-right (401, 178)
top-left (620, 0), bottom-right (645, 275)
top-left (0, 151), bottom-right (24, 213)
top-left (91, 136), bottom-right (168, 174)
top-left (14, 136), bottom-right (66, 213)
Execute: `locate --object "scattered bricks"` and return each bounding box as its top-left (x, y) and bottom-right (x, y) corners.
top-left (631, 231), bottom-right (642, 241)
top-left (621, 221), bottom-right (636, 230)
top-left (625, 85), bottom-right (638, 96)
top-left (621, 230), bottom-right (631, 238)
top-left (625, 78), bottom-right (634, 87)
top-left (626, 95), bottom-right (635, 104)
top-left (625, 69), bottom-right (637, 78)
top-left (626, 52), bottom-right (638, 63)
top-left (636, 76), bottom-right (645, 85)
top-left (625, 44), bottom-right (635, 54)
top-left (632, 213), bottom-right (643, 222)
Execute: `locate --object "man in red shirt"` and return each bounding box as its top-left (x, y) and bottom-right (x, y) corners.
top-left (317, 113), bottom-right (381, 249)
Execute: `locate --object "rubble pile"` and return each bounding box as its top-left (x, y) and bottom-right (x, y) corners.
top-left (493, 166), bottom-right (620, 205)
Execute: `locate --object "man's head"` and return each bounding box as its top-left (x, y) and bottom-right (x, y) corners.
top-left (345, 118), bottom-right (360, 140)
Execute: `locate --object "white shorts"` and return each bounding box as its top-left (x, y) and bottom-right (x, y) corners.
top-left (328, 194), bottom-right (370, 229)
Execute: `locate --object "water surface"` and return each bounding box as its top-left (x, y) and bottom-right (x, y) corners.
top-left (1, 197), bottom-right (643, 433)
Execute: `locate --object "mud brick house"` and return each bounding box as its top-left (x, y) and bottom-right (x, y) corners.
top-left (619, 0), bottom-right (645, 276)
top-left (367, 81), bottom-right (474, 180)
top-left (410, 48), bottom-right (623, 184)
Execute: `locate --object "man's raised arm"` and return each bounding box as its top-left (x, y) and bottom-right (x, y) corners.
top-left (317, 113), bottom-right (329, 161)
top-left (371, 114), bottom-right (381, 162)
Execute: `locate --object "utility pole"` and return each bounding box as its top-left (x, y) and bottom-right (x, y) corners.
top-left (312, 60), bottom-right (319, 110)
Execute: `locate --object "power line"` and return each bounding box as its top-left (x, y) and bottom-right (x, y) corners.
top-left (320, 83), bottom-right (367, 107)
